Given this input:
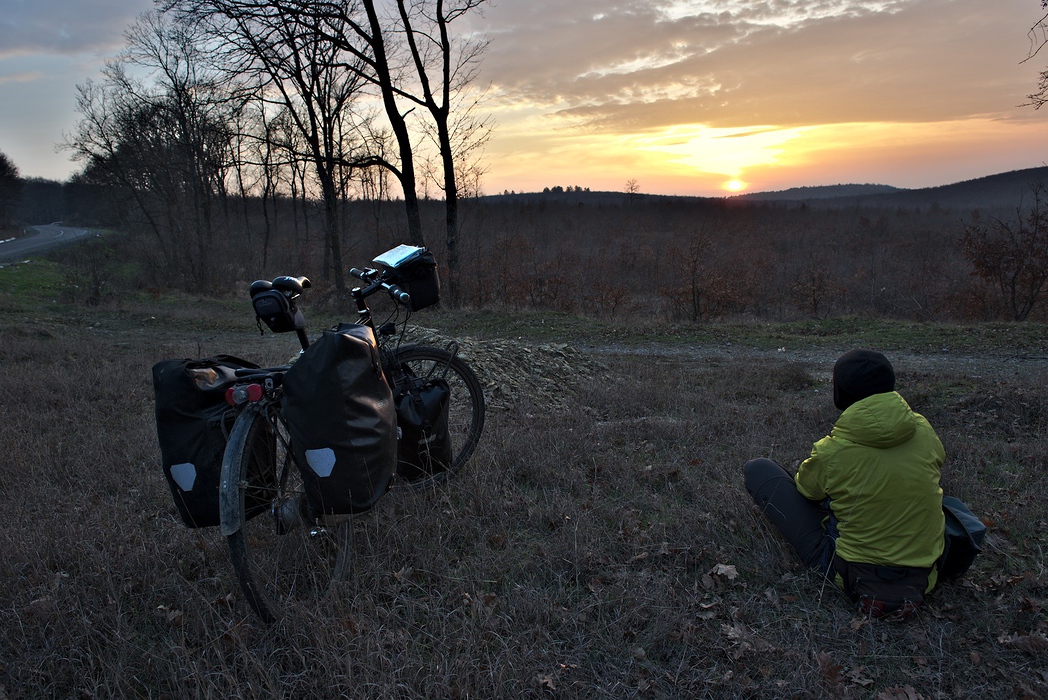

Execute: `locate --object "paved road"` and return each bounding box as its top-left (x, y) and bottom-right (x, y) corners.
top-left (0, 223), bottom-right (99, 263)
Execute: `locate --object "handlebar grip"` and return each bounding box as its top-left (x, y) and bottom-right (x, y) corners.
top-left (387, 283), bottom-right (411, 306)
top-left (350, 267), bottom-right (374, 281)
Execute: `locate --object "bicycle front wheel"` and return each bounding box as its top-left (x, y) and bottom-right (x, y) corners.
top-left (220, 404), bottom-right (353, 623)
top-left (386, 345), bottom-right (486, 487)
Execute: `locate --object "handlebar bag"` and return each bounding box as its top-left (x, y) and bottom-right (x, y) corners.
top-left (153, 355), bottom-right (274, 527)
top-left (394, 377), bottom-right (454, 481)
top-left (386, 248), bottom-right (440, 311)
top-left (282, 323), bottom-right (397, 514)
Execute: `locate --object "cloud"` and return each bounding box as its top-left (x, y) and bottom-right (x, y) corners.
top-left (0, 0), bottom-right (154, 57)
top-left (0, 71), bottom-right (43, 85)
top-left (474, 0), bottom-right (1044, 133)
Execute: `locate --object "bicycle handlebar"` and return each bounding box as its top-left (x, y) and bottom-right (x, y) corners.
top-left (350, 267), bottom-right (412, 306)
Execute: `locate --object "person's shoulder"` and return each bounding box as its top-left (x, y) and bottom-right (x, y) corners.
top-left (910, 410), bottom-right (939, 434)
top-left (810, 431), bottom-right (845, 461)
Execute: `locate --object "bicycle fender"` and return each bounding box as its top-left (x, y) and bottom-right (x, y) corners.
top-left (219, 407), bottom-right (259, 537)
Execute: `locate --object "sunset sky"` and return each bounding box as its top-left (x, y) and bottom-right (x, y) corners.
top-left (2, 0), bottom-right (1047, 196)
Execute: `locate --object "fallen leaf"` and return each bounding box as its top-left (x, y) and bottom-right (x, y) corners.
top-left (165, 609), bottom-right (184, 627)
top-left (816, 651), bottom-right (843, 694)
top-left (846, 665), bottom-right (874, 687)
top-left (999, 633), bottom-right (1048, 654)
top-left (711, 564), bottom-right (738, 580)
top-left (535, 674), bottom-right (556, 691)
top-left (722, 623), bottom-right (750, 642)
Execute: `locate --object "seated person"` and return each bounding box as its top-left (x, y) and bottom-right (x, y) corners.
top-left (744, 349), bottom-right (945, 617)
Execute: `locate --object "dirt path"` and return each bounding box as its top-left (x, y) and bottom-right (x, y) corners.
top-left (575, 341), bottom-right (1048, 384)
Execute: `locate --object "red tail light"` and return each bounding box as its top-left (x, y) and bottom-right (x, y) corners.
top-left (225, 383), bottom-right (264, 406)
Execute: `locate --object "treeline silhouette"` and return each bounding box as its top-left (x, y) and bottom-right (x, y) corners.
top-left (16, 170), bottom-right (1048, 323)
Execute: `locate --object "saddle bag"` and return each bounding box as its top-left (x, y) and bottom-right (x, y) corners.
top-left (282, 323), bottom-right (397, 514)
top-left (394, 377), bottom-right (454, 481)
top-left (153, 355), bottom-right (270, 527)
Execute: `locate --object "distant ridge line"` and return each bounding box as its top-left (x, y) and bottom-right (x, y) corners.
top-left (733, 183), bottom-right (902, 201)
top-left (481, 166), bottom-right (1048, 211)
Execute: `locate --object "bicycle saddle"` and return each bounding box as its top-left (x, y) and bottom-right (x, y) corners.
top-left (273, 276), bottom-right (311, 295)
top-left (250, 276), bottom-right (312, 298)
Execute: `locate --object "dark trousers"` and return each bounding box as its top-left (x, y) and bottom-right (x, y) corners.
top-left (743, 458), bottom-right (836, 574)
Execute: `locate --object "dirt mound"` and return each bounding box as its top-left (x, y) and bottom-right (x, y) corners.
top-left (404, 328), bottom-right (610, 411)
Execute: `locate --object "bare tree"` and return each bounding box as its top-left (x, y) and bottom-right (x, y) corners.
top-left (625, 179), bottom-right (640, 203)
top-left (164, 0), bottom-right (379, 291)
top-left (63, 11), bottom-right (239, 287)
top-left (162, 0), bottom-right (492, 298)
top-left (962, 184), bottom-right (1048, 321)
top-left (393, 0), bottom-right (492, 300)
top-left (271, 0), bottom-right (491, 287)
top-left (0, 151), bottom-right (21, 229)
top-left (1025, 2), bottom-right (1048, 107)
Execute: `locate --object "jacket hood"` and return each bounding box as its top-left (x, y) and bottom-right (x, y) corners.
top-left (832, 391), bottom-right (916, 448)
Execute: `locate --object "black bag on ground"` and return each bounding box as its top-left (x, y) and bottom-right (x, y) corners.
top-left (939, 496), bottom-right (987, 581)
top-left (153, 355), bottom-right (269, 527)
top-left (282, 323), bottom-right (397, 514)
top-left (395, 377), bottom-right (454, 481)
top-left (832, 554), bottom-right (929, 618)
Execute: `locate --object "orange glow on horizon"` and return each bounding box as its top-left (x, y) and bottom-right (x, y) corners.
top-left (482, 115), bottom-right (1048, 198)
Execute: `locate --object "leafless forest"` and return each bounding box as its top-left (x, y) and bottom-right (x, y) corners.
top-left (12, 0), bottom-right (1037, 325)
top-left (34, 171), bottom-right (1048, 327)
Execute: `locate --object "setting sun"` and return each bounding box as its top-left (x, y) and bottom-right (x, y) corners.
top-left (724, 179), bottom-right (747, 192)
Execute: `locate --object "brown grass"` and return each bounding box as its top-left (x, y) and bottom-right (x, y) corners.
top-left (0, 306), bottom-right (1046, 699)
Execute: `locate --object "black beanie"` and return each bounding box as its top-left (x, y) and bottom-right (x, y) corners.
top-left (832, 349), bottom-right (895, 410)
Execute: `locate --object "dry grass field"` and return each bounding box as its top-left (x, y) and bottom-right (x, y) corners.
top-left (0, 267), bottom-right (1046, 698)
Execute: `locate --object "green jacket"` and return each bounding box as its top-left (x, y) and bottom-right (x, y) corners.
top-left (795, 391), bottom-right (945, 587)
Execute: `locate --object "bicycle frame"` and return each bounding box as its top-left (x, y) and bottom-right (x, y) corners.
top-left (209, 249), bottom-right (485, 622)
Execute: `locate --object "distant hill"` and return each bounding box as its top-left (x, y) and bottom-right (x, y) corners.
top-left (732, 167), bottom-right (1048, 211)
top-left (734, 184), bottom-right (903, 201)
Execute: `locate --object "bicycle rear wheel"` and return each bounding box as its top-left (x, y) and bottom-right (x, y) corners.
top-left (220, 404), bottom-right (353, 623)
top-left (385, 344), bottom-right (485, 487)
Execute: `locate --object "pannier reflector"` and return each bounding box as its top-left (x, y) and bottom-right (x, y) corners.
top-left (170, 462), bottom-right (197, 491)
top-left (305, 448), bottom-right (336, 477)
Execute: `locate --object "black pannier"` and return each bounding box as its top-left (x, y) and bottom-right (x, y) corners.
top-left (282, 323), bottom-right (397, 514)
top-left (153, 355), bottom-right (273, 527)
top-left (374, 245), bottom-right (440, 311)
top-left (939, 496), bottom-right (987, 581)
top-left (395, 377), bottom-right (454, 482)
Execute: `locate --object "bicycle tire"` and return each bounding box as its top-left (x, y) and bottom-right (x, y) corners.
top-left (386, 345), bottom-right (485, 487)
top-left (221, 404), bottom-right (353, 623)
